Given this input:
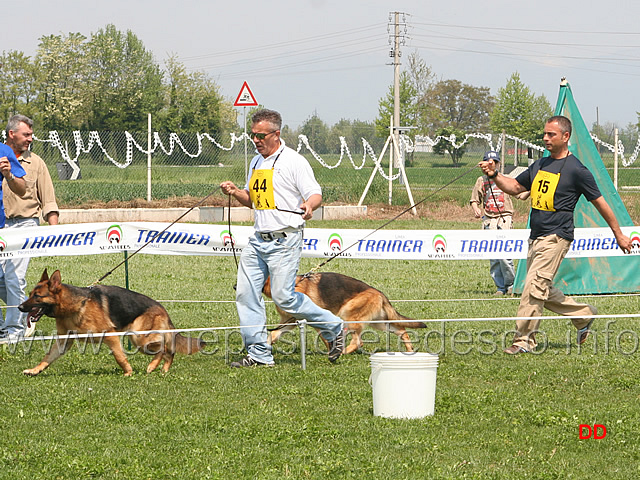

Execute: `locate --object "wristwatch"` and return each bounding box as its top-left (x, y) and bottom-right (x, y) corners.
top-left (6, 172), bottom-right (15, 181)
top-left (487, 170), bottom-right (498, 179)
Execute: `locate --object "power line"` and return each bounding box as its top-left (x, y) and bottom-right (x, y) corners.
top-left (409, 41), bottom-right (640, 78)
top-left (189, 34), bottom-right (385, 72)
top-left (179, 23), bottom-right (384, 63)
top-left (210, 46), bottom-right (384, 80)
top-left (411, 31), bottom-right (640, 50)
top-left (411, 20), bottom-right (640, 36)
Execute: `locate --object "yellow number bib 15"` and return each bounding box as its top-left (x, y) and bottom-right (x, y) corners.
top-left (531, 170), bottom-right (560, 212)
top-left (249, 169), bottom-right (276, 210)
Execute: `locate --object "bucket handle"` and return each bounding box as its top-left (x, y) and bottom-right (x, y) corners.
top-left (368, 364), bottom-right (383, 386)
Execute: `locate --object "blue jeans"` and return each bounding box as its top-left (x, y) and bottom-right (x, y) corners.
top-left (483, 216), bottom-right (515, 293)
top-left (235, 230), bottom-right (343, 364)
top-left (0, 217), bottom-right (38, 334)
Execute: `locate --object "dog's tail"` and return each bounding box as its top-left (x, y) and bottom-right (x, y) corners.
top-left (174, 334), bottom-right (206, 355)
top-left (383, 301), bottom-right (426, 329)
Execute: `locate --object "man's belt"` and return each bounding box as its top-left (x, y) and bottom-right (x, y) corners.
top-left (257, 231), bottom-right (288, 241)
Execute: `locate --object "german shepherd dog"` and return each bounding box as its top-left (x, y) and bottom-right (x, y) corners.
top-left (19, 269), bottom-right (204, 376)
top-left (263, 272), bottom-right (426, 353)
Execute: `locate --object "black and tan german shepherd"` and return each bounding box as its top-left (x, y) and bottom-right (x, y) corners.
top-left (19, 269), bottom-right (204, 376)
top-left (263, 272), bottom-right (426, 353)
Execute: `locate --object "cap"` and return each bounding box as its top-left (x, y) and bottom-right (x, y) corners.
top-left (483, 151), bottom-right (500, 162)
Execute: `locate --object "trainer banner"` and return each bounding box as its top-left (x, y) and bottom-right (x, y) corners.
top-left (0, 222), bottom-right (638, 260)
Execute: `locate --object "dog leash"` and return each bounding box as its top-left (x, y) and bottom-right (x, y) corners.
top-left (89, 191), bottom-right (218, 287)
top-left (299, 163), bottom-right (479, 279)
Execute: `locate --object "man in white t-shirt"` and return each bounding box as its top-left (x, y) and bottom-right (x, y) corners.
top-left (220, 109), bottom-right (344, 367)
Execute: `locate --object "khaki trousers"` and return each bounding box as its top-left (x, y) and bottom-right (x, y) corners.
top-left (512, 234), bottom-right (595, 350)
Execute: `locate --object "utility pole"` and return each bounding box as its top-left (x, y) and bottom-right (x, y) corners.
top-left (389, 11), bottom-right (407, 168)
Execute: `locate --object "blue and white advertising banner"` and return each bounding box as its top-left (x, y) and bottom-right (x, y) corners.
top-left (0, 222), bottom-right (638, 260)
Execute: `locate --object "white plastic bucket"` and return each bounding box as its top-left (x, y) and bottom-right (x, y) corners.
top-left (369, 352), bottom-right (439, 419)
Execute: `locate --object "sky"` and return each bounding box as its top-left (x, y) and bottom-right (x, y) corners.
top-left (3, 0), bottom-right (640, 132)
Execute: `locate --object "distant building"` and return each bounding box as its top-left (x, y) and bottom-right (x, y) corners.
top-left (412, 135), bottom-right (434, 153)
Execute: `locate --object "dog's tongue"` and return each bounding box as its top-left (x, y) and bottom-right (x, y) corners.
top-left (26, 308), bottom-right (42, 327)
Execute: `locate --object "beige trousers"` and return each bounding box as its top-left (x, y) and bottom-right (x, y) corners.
top-left (512, 234), bottom-right (595, 350)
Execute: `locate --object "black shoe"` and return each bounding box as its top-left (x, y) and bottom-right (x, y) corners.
top-left (229, 355), bottom-right (274, 368)
top-left (577, 306), bottom-right (597, 345)
top-left (327, 329), bottom-right (345, 363)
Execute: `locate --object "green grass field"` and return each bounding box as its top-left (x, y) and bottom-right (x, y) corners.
top-left (1, 216), bottom-right (639, 479)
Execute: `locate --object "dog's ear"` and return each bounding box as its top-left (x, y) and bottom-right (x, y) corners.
top-left (39, 269), bottom-right (49, 282)
top-left (49, 270), bottom-right (62, 292)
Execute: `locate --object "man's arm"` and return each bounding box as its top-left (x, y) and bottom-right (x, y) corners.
top-left (37, 158), bottom-right (60, 222)
top-left (5, 174), bottom-right (26, 197)
top-left (591, 196), bottom-right (632, 254)
top-left (470, 177), bottom-right (484, 218)
top-left (478, 161), bottom-right (527, 196)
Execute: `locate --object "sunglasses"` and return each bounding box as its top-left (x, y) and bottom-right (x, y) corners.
top-left (250, 130), bottom-right (278, 140)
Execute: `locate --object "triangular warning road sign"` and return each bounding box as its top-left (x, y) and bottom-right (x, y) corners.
top-left (234, 81), bottom-right (258, 107)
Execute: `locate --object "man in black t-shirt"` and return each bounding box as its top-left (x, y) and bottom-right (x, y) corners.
top-left (478, 115), bottom-right (632, 354)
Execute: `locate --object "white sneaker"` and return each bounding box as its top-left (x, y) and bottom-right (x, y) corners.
top-left (0, 330), bottom-right (25, 344)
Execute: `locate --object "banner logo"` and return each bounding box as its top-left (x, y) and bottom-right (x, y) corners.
top-left (630, 231), bottom-right (640, 249)
top-left (0, 237), bottom-right (6, 251)
top-left (106, 224), bottom-right (123, 244)
top-left (432, 234), bottom-right (447, 253)
top-left (328, 233), bottom-right (343, 252)
top-left (220, 230), bottom-right (234, 247)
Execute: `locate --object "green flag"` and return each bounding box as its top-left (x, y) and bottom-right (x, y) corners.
top-left (513, 80), bottom-right (638, 294)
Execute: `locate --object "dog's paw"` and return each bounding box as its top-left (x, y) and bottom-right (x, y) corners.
top-left (22, 368), bottom-right (40, 376)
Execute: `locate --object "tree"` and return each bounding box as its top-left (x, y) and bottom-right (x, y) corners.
top-left (157, 55), bottom-right (235, 135)
top-left (490, 72), bottom-right (553, 143)
top-left (35, 32), bottom-right (89, 130)
top-left (328, 118), bottom-right (379, 154)
top-left (300, 113), bottom-right (330, 153)
top-left (375, 71), bottom-right (418, 138)
top-left (376, 51), bottom-right (435, 138)
top-left (432, 126), bottom-right (467, 166)
top-left (0, 51), bottom-right (40, 122)
top-left (85, 25), bottom-right (164, 131)
top-left (591, 121), bottom-right (618, 145)
top-left (423, 79), bottom-right (494, 132)
top-left (620, 122), bottom-right (639, 149)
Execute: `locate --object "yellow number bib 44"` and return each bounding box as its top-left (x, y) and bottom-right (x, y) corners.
top-left (249, 169), bottom-right (276, 210)
top-left (531, 170), bottom-right (560, 212)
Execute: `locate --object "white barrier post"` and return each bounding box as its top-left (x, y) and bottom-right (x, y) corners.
top-left (297, 320), bottom-right (307, 370)
top-left (147, 113), bottom-right (152, 202)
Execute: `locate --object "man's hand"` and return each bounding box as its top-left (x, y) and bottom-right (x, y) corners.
top-left (478, 160), bottom-right (497, 177)
top-left (220, 181), bottom-right (252, 208)
top-left (0, 156), bottom-right (11, 178)
top-left (0, 156), bottom-right (26, 197)
top-left (470, 202), bottom-right (482, 218)
top-left (299, 202), bottom-right (314, 220)
top-left (615, 233), bottom-right (633, 254)
top-left (220, 181), bottom-right (238, 196)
